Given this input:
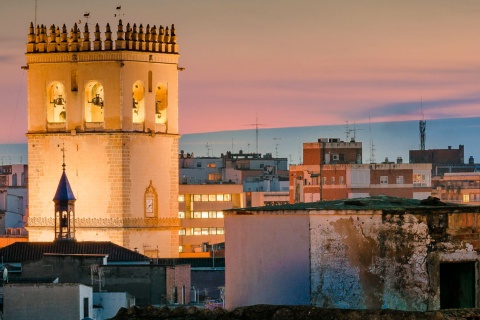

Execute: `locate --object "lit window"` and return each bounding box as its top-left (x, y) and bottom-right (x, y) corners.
top-left (380, 176), bottom-right (388, 184)
top-left (224, 194), bottom-right (232, 201)
top-left (396, 176), bottom-right (404, 184)
top-left (463, 194), bottom-right (470, 203)
top-left (178, 229), bottom-right (186, 235)
top-left (201, 194), bottom-right (209, 202)
top-left (193, 194), bottom-right (201, 202)
top-left (179, 246), bottom-right (183, 253)
top-left (217, 211), bottom-right (224, 219)
top-left (216, 194), bottom-right (224, 201)
top-left (209, 227), bottom-right (217, 235)
top-left (208, 173), bottom-right (221, 181)
top-left (193, 228), bottom-right (201, 235)
top-left (178, 211), bottom-right (185, 219)
top-left (331, 177), bottom-right (335, 185)
top-left (209, 211), bottom-right (216, 218)
top-left (201, 228), bottom-right (209, 235)
top-left (193, 212), bottom-right (202, 219)
top-left (207, 163), bottom-right (216, 168)
top-left (178, 195), bottom-right (185, 202)
top-left (217, 228), bottom-right (224, 235)
top-left (209, 194), bottom-right (216, 201)
top-left (201, 211), bottom-right (208, 219)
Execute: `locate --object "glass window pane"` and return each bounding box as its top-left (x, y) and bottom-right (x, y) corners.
top-left (201, 211), bottom-right (208, 219)
top-left (193, 228), bottom-right (201, 235)
top-left (217, 228), bottom-right (224, 235)
top-left (217, 211), bottom-right (224, 219)
top-left (201, 194), bottom-right (209, 202)
top-left (209, 228), bottom-right (217, 235)
top-left (193, 212), bottom-right (201, 219)
top-left (201, 228), bottom-right (209, 235)
top-left (224, 194), bottom-right (231, 201)
top-left (209, 194), bottom-right (216, 201)
top-left (216, 194), bottom-right (224, 201)
top-left (193, 194), bottom-right (201, 202)
top-left (178, 211), bottom-right (185, 219)
top-left (209, 211), bottom-right (216, 218)
top-left (178, 195), bottom-right (185, 202)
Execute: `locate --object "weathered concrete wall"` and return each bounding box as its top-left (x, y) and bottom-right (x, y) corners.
top-left (225, 213), bottom-right (310, 309)
top-left (310, 211), bottom-right (431, 310)
top-left (309, 209), bottom-right (480, 311)
top-left (4, 283), bottom-right (92, 320)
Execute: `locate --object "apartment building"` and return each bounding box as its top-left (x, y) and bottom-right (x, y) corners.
top-left (432, 172), bottom-right (480, 204)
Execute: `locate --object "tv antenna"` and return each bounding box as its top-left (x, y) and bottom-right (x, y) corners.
top-left (345, 121), bottom-right (363, 142)
top-left (273, 138), bottom-right (281, 158)
top-left (243, 117), bottom-right (268, 154)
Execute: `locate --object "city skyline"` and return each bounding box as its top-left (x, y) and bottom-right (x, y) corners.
top-left (2, 1), bottom-right (480, 144)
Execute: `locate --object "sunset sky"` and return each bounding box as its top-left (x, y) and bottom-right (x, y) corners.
top-left (1, 1), bottom-right (480, 144)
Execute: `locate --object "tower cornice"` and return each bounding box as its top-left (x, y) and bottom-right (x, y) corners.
top-left (25, 50), bottom-right (179, 65)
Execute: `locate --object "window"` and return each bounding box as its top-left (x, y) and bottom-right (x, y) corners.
top-left (201, 228), bottom-right (209, 235)
top-left (209, 227), bottom-right (217, 235)
top-left (192, 228), bottom-right (202, 235)
top-left (201, 194), bottom-right (209, 202)
top-left (85, 81), bottom-right (104, 123)
top-left (339, 176), bottom-right (344, 184)
top-left (413, 174), bottom-right (429, 187)
top-left (47, 81), bottom-right (67, 123)
top-left (193, 194), bottom-right (201, 202)
top-left (197, 162), bottom-right (202, 168)
top-left (224, 194), bottom-right (232, 201)
top-left (331, 177), bottom-right (335, 185)
top-left (178, 195), bottom-right (185, 202)
top-left (155, 83), bottom-right (168, 124)
top-left (192, 212), bottom-right (202, 219)
top-left (321, 177), bottom-right (326, 185)
top-left (132, 81), bottom-right (145, 123)
top-left (201, 211), bottom-right (209, 218)
top-left (217, 228), bottom-right (224, 235)
top-left (380, 176), bottom-right (388, 184)
top-left (217, 211), bottom-right (224, 218)
top-left (178, 211), bottom-right (185, 219)
top-left (178, 246), bottom-right (183, 253)
top-left (208, 173), bottom-right (221, 181)
top-left (178, 229), bottom-right (186, 235)
top-left (207, 163), bottom-right (216, 168)
top-left (216, 194), bottom-right (224, 201)
top-left (209, 194), bottom-right (216, 201)
top-left (463, 194), bottom-right (470, 203)
top-left (396, 176), bottom-right (404, 184)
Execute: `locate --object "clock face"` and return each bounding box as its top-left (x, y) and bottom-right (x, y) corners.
top-left (146, 198), bottom-right (153, 213)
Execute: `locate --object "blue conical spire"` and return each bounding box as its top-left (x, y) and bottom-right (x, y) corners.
top-left (53, 170), bottom-right (76, 201)
top-left (53, 143), bottom-right (76, 201)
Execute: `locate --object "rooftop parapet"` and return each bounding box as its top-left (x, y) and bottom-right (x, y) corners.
top-left (26, 20), bottom-right (178, 54)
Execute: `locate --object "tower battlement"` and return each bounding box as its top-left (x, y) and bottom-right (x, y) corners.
top-left (27, 20), bottom-right (178, 54)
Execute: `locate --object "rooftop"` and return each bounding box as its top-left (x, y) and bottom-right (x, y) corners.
top-left (226, 196), bottom-right (480, 214)
top-left (0, 241), bottom-right (149, 263)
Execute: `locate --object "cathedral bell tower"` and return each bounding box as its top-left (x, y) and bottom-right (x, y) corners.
top-left (25, 19), bottom-right (181, 258)
top-left (54, 148), bottom-right (76, 241)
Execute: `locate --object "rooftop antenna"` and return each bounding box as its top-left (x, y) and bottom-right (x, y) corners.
top-left (369, 114), bottom-right (376, 164)
top-left (419, 98), bottom-right (426, 150)
top-left (345, 121), bottom-right (362, 142)
top-left (273, 138), bottom-right (281, 158)
top-left (243, 116), bottom-right (268, 154)
top-left (205, 142), bottom-right (212, 157)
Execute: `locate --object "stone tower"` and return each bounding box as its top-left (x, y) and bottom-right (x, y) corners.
top-left (25, 20), bottom-right (181, 258)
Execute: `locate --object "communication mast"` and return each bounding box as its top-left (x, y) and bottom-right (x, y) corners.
top-left (419, 99), bottom-right (426, 150)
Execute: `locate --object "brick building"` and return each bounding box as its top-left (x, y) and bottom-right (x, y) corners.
top-left (290, 139), bottom-right (432, 203)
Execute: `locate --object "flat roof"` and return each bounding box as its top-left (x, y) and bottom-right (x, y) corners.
top-left (226, 196), bottom-right (480, 214)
